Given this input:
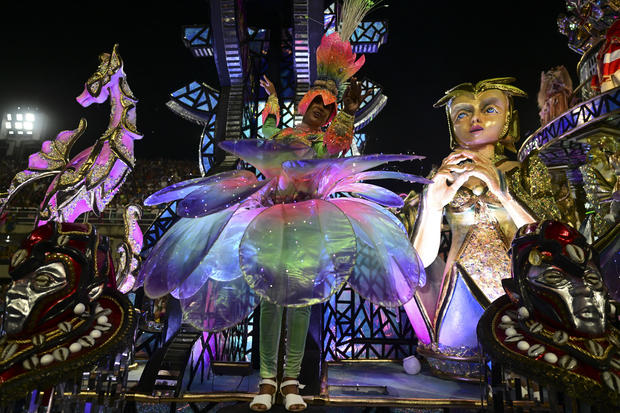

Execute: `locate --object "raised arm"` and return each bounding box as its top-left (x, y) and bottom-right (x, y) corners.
top-left (260, 75), bottom-right (281, 139)
top-left (324, 78), bottom-right (364, 155)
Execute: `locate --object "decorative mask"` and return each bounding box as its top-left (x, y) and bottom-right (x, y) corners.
top-left (507, 220), bottom-right (611, 337)
top-left (0, 222), bottom-right (135, 403)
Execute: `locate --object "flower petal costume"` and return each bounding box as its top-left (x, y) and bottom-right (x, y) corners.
top-left (139, 139), bottom-right (430, 331)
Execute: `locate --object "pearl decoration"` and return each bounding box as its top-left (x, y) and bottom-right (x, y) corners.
top-left (501, 315), bottom-right (512, 323)
top-left (517, 340), bottom-right (530, 351)
top-left (40, 354), bottom-right (54, 366)
top-left (505, 327), bottom-right (518, 337)
top-left (90, 329), bottom-right (102, 339)
top-left (70, 343), bottom-right (82, 353)
top-left (73, 303), bottom-right (86, 315)
top-left (544, 352), bottom-right (558, 364)
top-left (518, 307), bottom-right (530, 319)
top-left (97, 315), bottom-right (108, 324)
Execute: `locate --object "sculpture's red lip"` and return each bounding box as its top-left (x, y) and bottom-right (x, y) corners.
top-left (470, 125), bottom-right (483, 133)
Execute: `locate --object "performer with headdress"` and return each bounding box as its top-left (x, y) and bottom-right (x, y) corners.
top-left (402, 78), bottom-right (561, 380)
top-left (251, 27), bottom-right (365, 413)
top-left (138, 1), bottom-right (428, 411)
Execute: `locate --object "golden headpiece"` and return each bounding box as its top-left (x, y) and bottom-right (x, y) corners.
top-left (433, 77), bottom-right (528, 152)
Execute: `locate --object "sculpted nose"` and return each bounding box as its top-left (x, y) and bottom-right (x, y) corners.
top-left (471, 111), bottom-right (481, 123)
top-left (570, 282), bottom-right (593, 297)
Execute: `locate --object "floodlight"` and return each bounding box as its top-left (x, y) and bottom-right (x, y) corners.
top-left (23, 121), bottom-right (33, 130)
top-left (16, 113), bottom-right (23, 121)
top-left (8, 131), bottom-right (14, 135)
top-left (6, 114), bottom-right (11, 121)
top-left (15, 122), bottom-right (22, 130)
top-left (25, 113), bottom-right (35, 122)
top-left (17, 131), bottom-right (23, 135)
top-left (5, 121), bottom-right (11, 129)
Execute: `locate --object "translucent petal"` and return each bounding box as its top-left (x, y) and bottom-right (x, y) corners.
top-left (178, 178), bottom-right (271, 218)
top-left (240, 199), bottom-right (356, 306)
top-left (219, 139), bottom-right (316, 179)
top-left (330, 198), bottom-right (424, 307)
top-left (345, 171), bottom-right (433, 185)
top-left (141, 206), bottom-right (237, 298)
top-left (332, 183), bottom-right (404, 207)
top-left (282, 154), bottom-right (424, 197)
top-left (144, 170), bottom-right (257, 206)
top-left (175, 207), bottom-right (265, 299)
top-left (331, 197), bottom-right (407, 233)
top-left (181, 276), bottom-right (258, 332)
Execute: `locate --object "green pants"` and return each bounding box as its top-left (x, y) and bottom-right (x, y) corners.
top-left (259, 300), bottom-right (312, 379)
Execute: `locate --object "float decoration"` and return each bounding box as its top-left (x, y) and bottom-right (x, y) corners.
top-left (0, 223), bottom-right (136, 403)
top-left (140, 139), bottom-right (430, 331)
top-left (478, 220), bottom-right (620, 408)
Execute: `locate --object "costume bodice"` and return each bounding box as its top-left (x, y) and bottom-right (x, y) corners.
top-left (444, 185), bottom-right (517, 303)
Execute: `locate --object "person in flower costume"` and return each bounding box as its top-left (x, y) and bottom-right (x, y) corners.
top-left (138, 1), bottom-right (428, 411)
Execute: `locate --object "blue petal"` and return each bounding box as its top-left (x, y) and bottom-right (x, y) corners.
top-left (141, 205), bottom-right (238, 298)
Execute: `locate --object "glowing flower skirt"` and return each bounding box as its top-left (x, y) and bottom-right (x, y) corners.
top-left (140, 139), bottom-right (430, 331)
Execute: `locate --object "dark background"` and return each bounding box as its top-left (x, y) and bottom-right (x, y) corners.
top-left (0, 1), bottom-right (580, 184)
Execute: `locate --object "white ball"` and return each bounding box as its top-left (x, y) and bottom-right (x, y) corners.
top-left (69, 343), bottom-right (82, 353)
top-left (544, 352), bottom-right (558, 364)
top-left (73, 303), bottom-right (86, 315)
top-left (41, 354), bottom-right (54, 366)
top-left (403, 355), bottom-right (421, 375)
top-left (505, 327), bottom-right (518, 336)
top-left (517, 340), bottom-right (530, 351)
top-left (90, 329), bottom-right (102, 339)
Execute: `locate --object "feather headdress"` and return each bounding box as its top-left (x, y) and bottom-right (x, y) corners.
top-left (298, 0), bottom-right (378, 124)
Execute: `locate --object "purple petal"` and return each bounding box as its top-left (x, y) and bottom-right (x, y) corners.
top-left (219, 139), bottom-right (316, 179)
top-left (178, 178), bottom-right (272, 218)
top-left (347, 171), bottom-right (433, 185)
top-left (282, 154), bottom-right (424, 197)
top-left (144, 170), bottom-right (257, 206)
top-left (332, 183), bottom-right (404, 207)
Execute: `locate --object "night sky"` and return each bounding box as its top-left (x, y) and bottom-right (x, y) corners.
top-left (0, 1), bottom-right (580, 188)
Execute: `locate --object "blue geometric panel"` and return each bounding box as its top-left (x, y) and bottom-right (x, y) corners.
top-left (354, 78), bottom-right (388, 131)
top-left (171, 82), bottom-right (219, 112)
top-left (344, 133), bottom-right (367, 156)
top-left (351, 21), bottom-right (388, 53)
top-left (182, 25), bottom-right (213, 57)
top-left (323, 283), bottom-right (415, 361)
top-left (324, 2), bottom-right (337, 34)
top-left (281, 100), bottom-right (296, 129)
top-left (200, 115), bottom-right (218, 175)
top-left (141, 202), bottom-right (179, 259)
top-left (168, 82), bottom-right (219, 129)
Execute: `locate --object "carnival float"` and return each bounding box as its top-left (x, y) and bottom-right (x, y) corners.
top-left (0, 1), bottom-right (618, 412)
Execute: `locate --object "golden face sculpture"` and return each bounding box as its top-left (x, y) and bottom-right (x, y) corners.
top-left (449, 89), bottom-right (509, 149)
